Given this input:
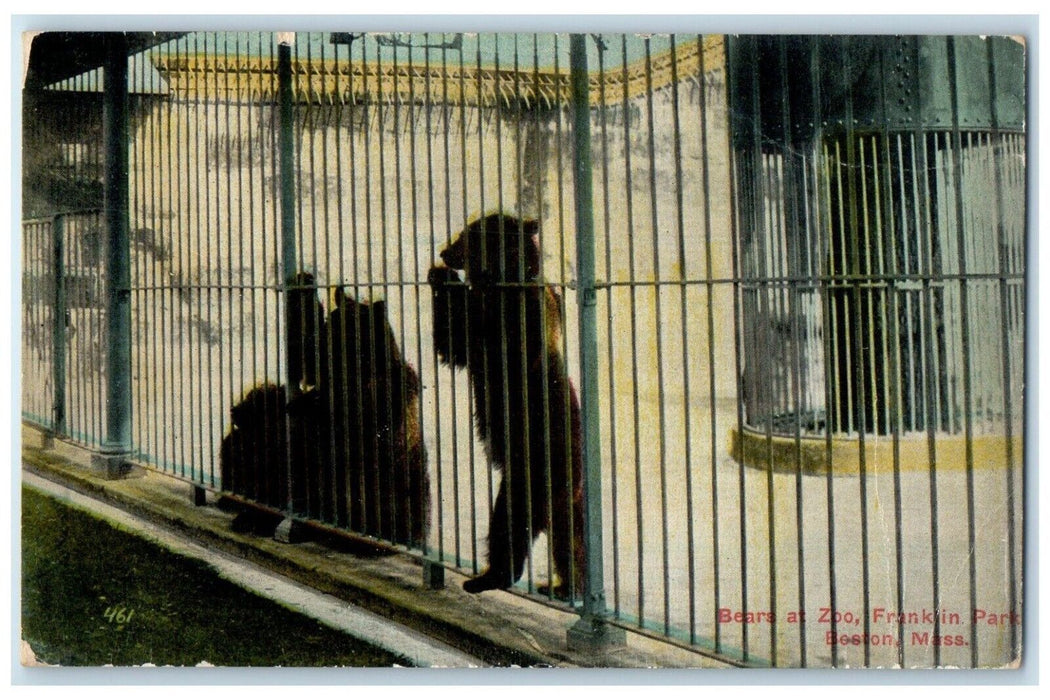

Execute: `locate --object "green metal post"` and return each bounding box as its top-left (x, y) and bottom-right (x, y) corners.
top-left (566, 33), bottom-right (625, 652)
top-left (278, 36), bottom-right (298, 291)
top-left (95, 33), bottom-right (133, 478)
top-left (52, 214), bottom-right (67, 438)
top-left (274, 33), bottom-right (307, 543)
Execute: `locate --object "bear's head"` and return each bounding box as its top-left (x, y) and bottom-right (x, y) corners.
top-left (439, 213), bottom-right (541, 284)
top-left (331, 294), bottom-right (402, 377)
top-left (230, 383), bottom-right (285, 430)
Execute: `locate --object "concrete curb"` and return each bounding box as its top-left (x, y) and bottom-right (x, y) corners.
top-left (21, 426), bottom-right (734, 669)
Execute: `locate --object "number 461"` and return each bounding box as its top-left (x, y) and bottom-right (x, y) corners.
top-left (103, 606), bottom-right (134, 624)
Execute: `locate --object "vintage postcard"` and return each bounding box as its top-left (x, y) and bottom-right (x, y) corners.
top-left (19, 26), bottom-right (1027, 671)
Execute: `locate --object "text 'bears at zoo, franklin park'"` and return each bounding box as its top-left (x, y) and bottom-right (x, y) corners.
top-left (717, 607), bottom-right (1021, 647)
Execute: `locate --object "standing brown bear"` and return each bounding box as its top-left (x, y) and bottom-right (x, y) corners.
top-left (428, 213), bottom-right (584, 599)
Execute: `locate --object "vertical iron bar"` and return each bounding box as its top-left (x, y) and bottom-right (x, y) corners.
top-left (490, 34), bottom-right (519, 591)
top-left (474, 37), bottom-right (493, 577)
top-left (128, 58), bottom-right (141, 461)
top-left (191, 32), bottom-right (204, 485)
top-left (22, 222), bottom-right (30, 425)
top-left (566, 33), bottom-right (623, 651)
top-left (332, 36), bottom-right (346, 526)
top-left (880, 106), bottom-right (907, 670)
top-left (527, 33), bottom-right (556, 602)
top-left (409, 35), bottom-right (429, 559)
top-left (697, 35), bottom-right (723, 655)
top-left (595, 33), bottom-right (621, 620)
top-left (743, 35), bottom-right (763, 663)
top-left (293, 35), bottom-right (308, 517)
top-left (278, 34), bottom-right (299, 517)
top-left (232, 33), bottom-right (246, 493)
top-left (179, 39), bottom-right (192, 482)
top-left (987, 36), bottom-right (1020, 662)
top-left (160, 42), bottom-right (173, 476)
top-left (805, 40), bottom-right (840, 666)
top-left (322, 35), bottom-right (338, 526)
top-left (669, 33), bottom-right (698, 647)
top-left (840, 39), bottom-right (873, 667)
top-left (762, 147), bottom-right (779, 666)
top-left (724, 41), bottom-right (742, 661)
top-left (204, 32), bottom-right (218, 487)
top-left (265, 33), bottom-right (280, 502)
top-left (368, 37), bottom-right (385, 536)
top-left (377, 37), bottom-right (394, 541)
top-left (455, 39), bottom-right (476, 572)
top-left (345, 36), bottom-right (365, 534)
top-left (75, 209), bottom-right (86, 444)
top-left (46, 220), bottom-right (53, 429)
top-left (616, 32), bottom-right (646, 634)
top-left (154, 51), bottom-right (166, 471)
top-left (207, 34), bottom-right (222, 482)
top-left (819, 141), bottom-right (840, 667)
top-left (52, 214), bottom-right (67, 437)
top-left (305, 34), bottom-right (322, 522)
top-left (640, 37), bottom-right (672, 639)
top-left (392, 36), bottom-right (408, 542)
top-left (777, 36), bottom-right (807, 667)
top-left (218, 30), bottom-right (233, 493)
top-left (917, 124), bottom-right (943, 670)
top-left (352, 35), bottom-right (369, 537)
top-left (99, 33), bottom-right (133, 474)
top-left (91, 72), bottom-right (103, 447)
top-left (426, 33), bottom-right (449, 565)
top-left (945, 37), bottom-right (980, 668)
top-left (428, 33), bottom-right (448, 565)
top-left (143, 45), bottom-right (157, 472)
top-left (309, 34), bottom-right (325, 523)
top-left (552, 34), bottom-right (576, 609)
top-left (88, 70), bottom-right (103, 448)
top-left (511, 32), bottom-right (536, 594)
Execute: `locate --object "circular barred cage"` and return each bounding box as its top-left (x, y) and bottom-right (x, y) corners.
top-left (725, 36), bottom-right (1025, 460)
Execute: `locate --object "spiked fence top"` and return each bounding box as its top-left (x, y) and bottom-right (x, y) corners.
top-left (152, 35), bottom-right (724, 108)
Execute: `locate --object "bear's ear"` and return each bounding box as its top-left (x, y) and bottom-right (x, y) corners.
top-left (521, 218), bottom-right (539, 236)
top-left (370, 299), bottom-right (386, 317)
top-left (230, 402), bottom-right (247, 428)
top-left (332, 286), bottom-right (350, 311)
top-left (440, 232), bottom-right (467, 269)
top-left (483, 212), bottom-right (508, 234)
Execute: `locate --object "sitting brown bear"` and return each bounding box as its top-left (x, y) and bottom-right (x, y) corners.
top-left (220, 273), bottom-right (429, 549)
top-left (325, 293), bottom-right (429, 548)
top-left (429, 213), bottom-right (584, 599)
top-left (220, 383), bottom-right (288, 514)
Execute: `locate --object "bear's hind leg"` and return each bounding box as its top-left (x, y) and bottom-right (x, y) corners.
top-left (538, 459), bottom-right (585, 601)
top-left (463, 479), bottom-right (532, 594)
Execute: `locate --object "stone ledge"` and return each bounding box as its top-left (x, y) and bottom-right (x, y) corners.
top-left (729, 426), bottom-right (1022, 476)
top-left (21, 424), bottom-right (732, 670)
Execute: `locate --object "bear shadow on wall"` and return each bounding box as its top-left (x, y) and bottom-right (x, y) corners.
top-left (428, 212), bottom-right (585, 600)
top-left (219, 272), bottom-right (429, 549)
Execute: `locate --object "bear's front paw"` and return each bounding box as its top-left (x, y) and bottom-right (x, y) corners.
top-left (428, 265), bottom-right (458, 287)
top-left (537, 582), bottom-right (575, 601)
top-left (471, 270), bottom-right (496, 288)
top-left (463, 569), bottom-right (514, 594)
top-left (285, 386), bottom-right (320, 416)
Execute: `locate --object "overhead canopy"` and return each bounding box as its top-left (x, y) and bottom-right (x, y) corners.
top-left (24, 31), bottom-right (185, 91)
